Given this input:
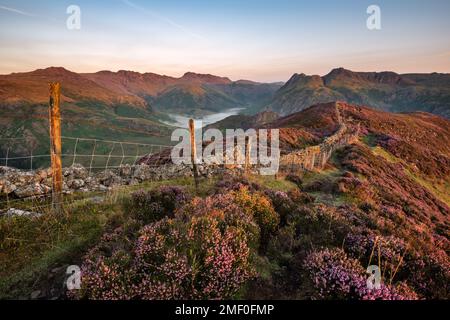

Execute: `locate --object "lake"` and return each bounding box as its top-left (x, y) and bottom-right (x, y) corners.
top-left (161, 108), bottom-right (244, 129)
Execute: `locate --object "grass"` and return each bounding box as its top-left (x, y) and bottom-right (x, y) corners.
top-left (0, 202), bottom-right (110, 299)
top-left (300, 167), bottom-right (342, 185)
top-left (0, 169), bottom-right (360, 299)
top-left (0, 175), bottom-right (219, 299)
top-left (247, 174), bottom-right (297, 192)
top-left (404, 169), bottom-right (450, 207)
top-left (371, 146), bottom-right (402, 164)
top-left (365, 144), bottom-right (450, 207)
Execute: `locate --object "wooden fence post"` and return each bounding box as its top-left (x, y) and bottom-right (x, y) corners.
top-left (188, 119), bottom-right (199, 189)
top-left (49, 82), bottom-right (63, 214)
top-left (244, 136), bottom-right (251, 175)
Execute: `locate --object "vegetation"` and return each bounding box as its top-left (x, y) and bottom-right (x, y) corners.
top-left (0, 102), bottom-right (448, 300)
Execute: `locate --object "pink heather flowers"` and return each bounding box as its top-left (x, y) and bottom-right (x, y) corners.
top-left (304, 248), bottom-right (418, 300)
top-left (75, 187), bottom-right (264, 300)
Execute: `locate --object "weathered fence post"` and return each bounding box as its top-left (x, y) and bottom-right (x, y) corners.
top-left (188, 119), bottom-right (199, 189)
top-left (244, 136), bottom-right (251, 175)
top-left (49, 82), bottom-right (63, 214)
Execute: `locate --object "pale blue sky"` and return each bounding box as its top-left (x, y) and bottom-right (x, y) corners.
top-left (0, 0), bottom-right (449, 81)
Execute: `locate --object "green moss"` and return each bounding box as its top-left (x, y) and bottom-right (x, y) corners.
top-left (404, 169), bottom-right (450, 206)
top-left (371, 146), bottom-right (402, 163)
top-left (247, 175), bottom-right (297, 192)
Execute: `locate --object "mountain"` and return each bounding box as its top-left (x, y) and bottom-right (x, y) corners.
top-left (0, 67), bottom-right (282, 116)
top-left (0, 67), bottom-right (145, 107)
top-left (272, 101), bottom-right (449, 258)
top-left (264, 68), bottom-right (450, 118)
top-left (0, 67), bottom-right (282, 168)
top-left (204, 110), bottom-right (279, 132)
top-left (251, 102), bottom-right (449, 299)
top-left (1, 101), bottom-right (449, 300)
top-left (84, 71), bottom-right (281, 115)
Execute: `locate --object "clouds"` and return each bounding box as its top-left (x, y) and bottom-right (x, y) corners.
top-left (121, 0), bottom-right (205, 40)
top-left (0, 4), bottom-right (35, 17)
top-left (0, 0), bottom-right (449, 80)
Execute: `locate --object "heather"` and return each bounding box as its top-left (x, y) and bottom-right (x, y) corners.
top-left (74, 185), bottom-right (271, 299)
top-left (7, 169), bottom-right (445, 300)
top-left (126, 185), bottom-right (190, 223)
top-left (303, 248), bottom-right (418, 300)
top-left (1, 103), bottom-right (449, 300)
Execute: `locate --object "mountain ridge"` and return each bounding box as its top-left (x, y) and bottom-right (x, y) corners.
top-left (0, 67), bottom-right (282, 115)
top-left (265, 68), bottom-right (450, 118)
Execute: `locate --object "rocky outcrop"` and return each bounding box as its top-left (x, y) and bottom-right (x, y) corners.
top-left (0, 163), bottom-right (212, 199)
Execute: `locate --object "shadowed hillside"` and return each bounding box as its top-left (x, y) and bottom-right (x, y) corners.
top-left (263, 68), bottom-right (450, 118)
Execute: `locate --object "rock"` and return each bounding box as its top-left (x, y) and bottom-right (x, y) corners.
top-left (97, 170), bottom-right (122, 187)
top-left (128, 178), bottom-right (139, 186)
top-left (63, 164), bottom-right (88, 179)
top-left (3, 208), bottom-right (42, 218)
top-left (119, 164), bottom-right (132, 177)
top-left (1, 180), bottom-right (17, 194)
top-left (68, 179), bottom-right (85, 189)
top-left (88, 196), bottom-right (104, 204)
top-left (30, 290), bottom-right (42, 300)
top-left (0, 166), bottom-right (18, 175)
top-left (132, 165), bottom-right (153, 181)
top-left (14, 183), bottom-right (47, 198)
top-left (51, 267), bottom-right (64, 274)
top-left (34, 168), bottom-right (51, 182)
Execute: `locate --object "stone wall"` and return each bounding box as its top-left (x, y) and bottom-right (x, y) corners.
top-left (0, 162), bottom-right (224, 199)
top-left (279, 107), bottom-right (360, 172)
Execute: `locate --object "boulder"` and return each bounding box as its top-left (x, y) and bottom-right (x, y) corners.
top-left (0, 179), bottom-right (17, 195)
top-left (14, 183), bottom-right (48, 198)
top-left (67, 179), bottom-right (85, 189)
top-left (96, 170), bottom-right (122, 187)
top-left (3, 208), bottom-right (42, 218)
top-left (119, 164), bottom-right (132, 177)
top-left (132, 165), bottom-right (154, 181)
top-left (63, 164), bottom-right (88, 180)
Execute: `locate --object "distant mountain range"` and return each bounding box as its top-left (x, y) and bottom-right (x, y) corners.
top-left (1, 66), bottom-right (449, 169)
top-left (0, 67), bottom-right (282, 116)
top-left (263, 68), bottom-right (450, 118)
top-left (1, 66), bottom-right (449, 120)
top-left (0, 67), bottom-right (282, 167)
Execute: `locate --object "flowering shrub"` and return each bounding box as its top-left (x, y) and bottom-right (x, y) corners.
top-left (232, 187), bottom-right (279, 248)
top-left (289, 188), bottom-right (315, 204)
top-left (184, 216), bottom-right (253, 299)
top-left (406, 250), bottom-right (450, 299)
top-left (344, 233), bottom-right (406, 278)
top-left (177, 193), bottom-right (260, 248)
top-left (304, 248), bottom-right (417, 300)
top-left (76, 198), bottom-right (254, 299)
top-left (214, 174), bottom-right (260, 194)
top-left (128, 186), bottom-right (190, 223)
top-left (264, 190), bottom-right (294, 225)
top-left (132, 218), bottom-right (192, 299)
top-left (75, 227), bottom-right (136, 300)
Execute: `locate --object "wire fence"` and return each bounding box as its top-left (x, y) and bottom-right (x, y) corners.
top-left (0, 124), bottom-right (360, 215)
top-left (0, 135), bottom-right (174, 173)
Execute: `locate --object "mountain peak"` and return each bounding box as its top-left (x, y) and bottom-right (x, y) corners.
top-left (29, 66), bottom-right (75, 76)
top-left (284, 73), bottom-right (323, 89)
top-left (325, 67), bottom-right (358, 79)
top-left (180, 72), bottom-right (232, 84)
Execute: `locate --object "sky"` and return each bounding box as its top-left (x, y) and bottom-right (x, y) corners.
top-left (0, 0), bottom-right (449, 82)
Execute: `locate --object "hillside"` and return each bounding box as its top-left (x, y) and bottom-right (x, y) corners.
top-left (0, 67), bottom-right (282, 168)
top-left (1, 102), bottom-right (449, 300)
top-left (263, 68), bottom-right (450, 118)
top-left (82, 70), bottom-right (281, 115)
